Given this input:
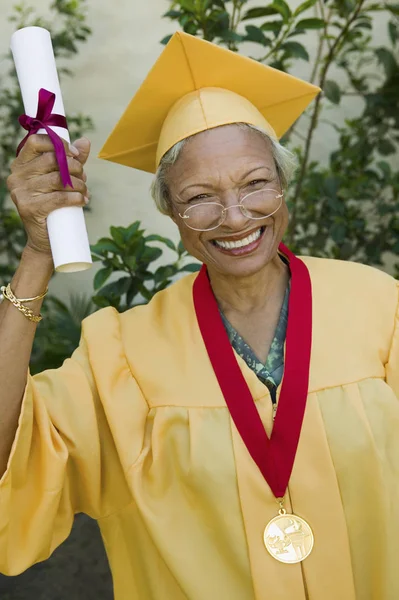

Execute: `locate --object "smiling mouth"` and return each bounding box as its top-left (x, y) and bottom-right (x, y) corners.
top-left (211, 226), bottom-right (266, 251)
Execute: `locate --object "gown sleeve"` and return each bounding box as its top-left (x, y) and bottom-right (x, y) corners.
top-left (0, 307), bottom-right (145, 576)
top-left (386, 282), bottom-right (399, 398)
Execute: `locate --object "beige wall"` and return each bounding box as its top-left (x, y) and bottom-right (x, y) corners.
top-left (0, 1), bottom-right (392, 296)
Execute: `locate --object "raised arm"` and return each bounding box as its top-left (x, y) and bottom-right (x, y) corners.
top-left (0, 134), bottom-right (90, 477)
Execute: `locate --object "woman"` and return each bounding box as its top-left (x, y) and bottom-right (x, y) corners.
top-left (0, 32), bottom-right (398, 600)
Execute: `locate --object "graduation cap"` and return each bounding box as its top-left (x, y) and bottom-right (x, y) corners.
top-left (98, 31), bottom-right (320, 174)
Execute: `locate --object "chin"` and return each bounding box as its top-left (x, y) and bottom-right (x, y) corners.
top-left (212, 252), bottom-right (273, 279)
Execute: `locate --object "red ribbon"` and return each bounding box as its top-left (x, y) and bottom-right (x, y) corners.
top-left (193, 242), bottom-right (312, 499)
top-left (16, 88), bottom-right (73, 188)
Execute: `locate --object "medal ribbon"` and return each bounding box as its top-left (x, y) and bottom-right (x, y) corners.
top-left (193, 242), bottom-right (312, 498)
top-left (17, 88), bottom-right (73, 188)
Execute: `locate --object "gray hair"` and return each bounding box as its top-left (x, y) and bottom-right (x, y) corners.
top-left (150, 123), bottom-right (297, 216)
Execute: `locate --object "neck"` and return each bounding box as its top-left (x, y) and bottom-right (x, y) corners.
top-left (208, 252), bottom-right (290, 315)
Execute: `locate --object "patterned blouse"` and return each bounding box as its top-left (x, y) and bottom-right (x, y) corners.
top-left (220, 282), bottom-right (290, 404)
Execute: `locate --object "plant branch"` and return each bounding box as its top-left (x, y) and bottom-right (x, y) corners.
top-left (258, 13), bottom-right (297, 63)
top-left (310, 1), bottom-right (332, 83)
top-left (228, 0), bottom-right (243, 50)
top-left (230, 0), bottom-right (238, 31)
top-left (291, 129), bottom-right (308, 142)
top-left (287, 0), bottom-right (367, 245)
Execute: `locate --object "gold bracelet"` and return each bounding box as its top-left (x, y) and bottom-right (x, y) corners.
top-left (15, 286), bottom-right (48, 303)
top-left (2, 283), bottom-right (48, 302)
top-left (1, 284), bottom-right (44, 323)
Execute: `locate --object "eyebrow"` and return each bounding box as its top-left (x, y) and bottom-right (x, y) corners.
top-left (178, 165), bottom-right (274, 196)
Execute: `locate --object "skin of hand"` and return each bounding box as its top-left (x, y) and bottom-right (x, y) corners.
top-left (6, 134), bottom-right (91, 256)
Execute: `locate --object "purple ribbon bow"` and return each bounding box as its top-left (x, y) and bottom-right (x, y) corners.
top-left (17, 88), bottom-right (73, 188)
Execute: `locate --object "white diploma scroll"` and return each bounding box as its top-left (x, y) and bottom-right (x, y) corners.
top-left (10, 26), bottom-right (92, 273)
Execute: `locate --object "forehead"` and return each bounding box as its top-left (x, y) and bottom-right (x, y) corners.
top-left (168, 125), bottom-right (275, 186)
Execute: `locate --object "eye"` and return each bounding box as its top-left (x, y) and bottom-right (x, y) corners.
top-left (248, 179), bottom-right (268, 187)
top-left (187, 193), bottom-right (211, 203)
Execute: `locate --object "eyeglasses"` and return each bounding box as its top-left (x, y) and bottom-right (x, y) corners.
top-left (178, 188), bottom-right (284, 232)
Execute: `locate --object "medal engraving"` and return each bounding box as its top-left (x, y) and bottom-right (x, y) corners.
top-left (264, 514), bottom-right (314, 563)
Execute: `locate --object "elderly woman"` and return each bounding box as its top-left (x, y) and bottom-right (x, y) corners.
top-left (0, 32), bottom-right (398, 600)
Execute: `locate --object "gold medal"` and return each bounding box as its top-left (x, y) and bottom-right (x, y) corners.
top-left (264, 499), bottom-right (314, 564)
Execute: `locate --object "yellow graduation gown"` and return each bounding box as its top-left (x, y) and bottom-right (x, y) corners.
top-left (0, 256), bottom-right (398, 600)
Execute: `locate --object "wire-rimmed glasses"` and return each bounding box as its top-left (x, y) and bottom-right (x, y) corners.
top-left (178, 188), bottom-right (284, 232)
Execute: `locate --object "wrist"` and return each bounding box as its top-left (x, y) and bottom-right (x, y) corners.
top-left (9, 247), bottom-right (54, 298)
top-left (21, 245), bottom-right (54, 272)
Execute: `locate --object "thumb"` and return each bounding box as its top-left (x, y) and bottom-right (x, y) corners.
top-left (71, 137), bottom-right (91, 166)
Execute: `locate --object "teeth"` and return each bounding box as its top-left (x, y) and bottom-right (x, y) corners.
top-left (214, 228), bottom-right (262, 250)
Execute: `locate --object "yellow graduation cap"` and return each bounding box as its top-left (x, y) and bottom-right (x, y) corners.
top-left (98, 31), bottom-right (320, 174)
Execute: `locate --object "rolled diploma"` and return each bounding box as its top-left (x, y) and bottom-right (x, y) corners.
top-left (10, 26), bottom-right (92, 273)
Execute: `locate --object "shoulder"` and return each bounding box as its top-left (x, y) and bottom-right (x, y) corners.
top-left (120, 272), bottom-right (198, 328)
top-left (300, 254), bottom-right (396, 286)
top-left (78, 274), bottom-right (201, 402)
top-left (300, 256), bottom-right (398, 389)
top-left (300, 255), bottom-right (398, 312)
top-left (80, 273), bottom-right (197, 341)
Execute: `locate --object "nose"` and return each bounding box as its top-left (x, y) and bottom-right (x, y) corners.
top-left (221, 202), bottom-right (249, 230)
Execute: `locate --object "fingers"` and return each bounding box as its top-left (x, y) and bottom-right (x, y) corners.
top-left (26, 172), bottom-right (88, 196)
top-left (13, 134), bottom-right (78, 167)
top-left (72, 137), bottom-right (91, 166)
top-left (17, 190), bottom-right (88, 221)
top-left (21, 152), bottom-right (84, 179)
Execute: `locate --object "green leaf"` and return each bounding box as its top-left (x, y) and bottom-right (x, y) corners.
top-left (137, 282), bottom-right (153, 302)
top-left (367, 3), bottom-right (386, 10)
top-left (125, 221), bottom-right (141, 241)
top-left (177, 240), bottom-right (186, 256)
top-left (219, 30), bottom-right (244, 43)
top-left (154, 264), bottom-right (177, 284)
top-left (260, 19), bottom-right (283, 33)
top-left (245, 25), bottom-right (270, 45)
top-left (125, 255), bottom-right (137, 270)
top-left (353, 16), bottom-right (372, 30)
top-left (323, 176), bottom-right (340, 199)
top-left (339, 241), bottom-right (353, 260)
top-left (323, 80), bottom-right (341, 104)
top-left (94, 266), bottom-right (113, 290)
top-left (142, 246), bottom-right (163, 262)
top-left (181, 262), bottom-right (201, 272)
top-left (160, 34), bottom-right (173, 45)
top-left (375, 47), bottom-right (397, 78)
top-left (293, 0), bottom-right (317, 17)
top-left (177, 0), bottom-right (196, 10)
top-left (388, 21), bottom-right (399, 45)
top-left (133, 237), bottom-right (146, 260)
top-left (280, 41), bottom-right (309, 60)
top-left (126, 280), bottom-right (139, 307)
top-left (145, 234), bottom-right (176, 251)
top-left (377, 161), bottom-right (391, 178)
top-left (295, 18), bottom-right (324, 29)
top-left (377, 139), bottom-right (396, 155)
top-left (386, 3), bottom-right (399, 16)
top-left (97, 277), bottom-right (131, 298)
top-left (330, 223), bottom-right (346, 244)
top-left (287, 27), bottom-right (307, 37)
top-left (163, 10), bottom-right (182, 18)
top-left (271, 0), bottom-right (291, 23)
top-left (90, 239), bottom-right (120, 255)
top-left (110, 226), bottom-right (125, 247)
top-left (242, 7), bottom-right (278, 20)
